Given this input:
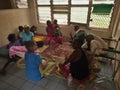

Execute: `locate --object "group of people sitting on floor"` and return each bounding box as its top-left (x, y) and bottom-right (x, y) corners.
top-left (0, 20), bottom-right (108, 90)
top-left (45, 19), bottom-right (63, 45)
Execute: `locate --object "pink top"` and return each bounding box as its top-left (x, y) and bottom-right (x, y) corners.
top-left (9, 46), bottom-right (40, 58)
top-left (46, 25), bottom-right (53, 37)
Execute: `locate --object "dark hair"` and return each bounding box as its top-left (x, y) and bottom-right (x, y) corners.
top-left (24, 40), bottom-right (35, 50)
top-left (18, 26), bottom-right (24, 32)
top-left (53, 19), bottom-right (57, 24)
top-left (74, 25), bottom-right (79, 31)
top-left (30, 26), bottom-right (36, 30)
top-left (30, 25), bottom-right (37, 34)
top-left (85, 34), bottom-right (94, 50)
top-left (72, 39), bottom-right (83, 49)
top-left (7, 33), bottom-right (16, 42)
top-left (36, 41), bottom-right (44, 48)
top-left (46, 20), bottom-right (51, 25)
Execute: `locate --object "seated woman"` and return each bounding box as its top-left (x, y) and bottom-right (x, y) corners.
top-left (70, 25), bottom-right (87, 45)
top-left (59, 39), bottom-right (90, 84)
top-left (20, 25), bottom-right (34, 44)
top-left (82, 33), bottom-right (108, 55)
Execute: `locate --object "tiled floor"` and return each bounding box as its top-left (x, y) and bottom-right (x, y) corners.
top-left (0, 57), bottom-right (116, 90)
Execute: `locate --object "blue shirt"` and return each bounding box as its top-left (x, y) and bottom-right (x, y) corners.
top-left (25, 52), bottom-right (42, 81)
top-left (21, 32), bottom-right (34, 42)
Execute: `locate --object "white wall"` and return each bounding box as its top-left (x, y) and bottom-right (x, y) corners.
top-left (0, 9), bottom-right (32, 46)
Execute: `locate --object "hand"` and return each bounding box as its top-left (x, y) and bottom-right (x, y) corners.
top-left (69, 32), bottom-right (72, 37)
top-left (40, 64), bottom-right (47, 70)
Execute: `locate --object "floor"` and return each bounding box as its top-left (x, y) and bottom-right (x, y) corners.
top-left (0, 57), bottom-right (116, 90)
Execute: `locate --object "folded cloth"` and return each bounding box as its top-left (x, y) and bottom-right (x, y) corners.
top-left (9, 46), bottom-right (40, 58)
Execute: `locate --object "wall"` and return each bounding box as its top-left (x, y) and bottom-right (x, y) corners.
top-left (0, 0), bottom-right (12, 9)
top-left (0, 9), bottom-right (32, 46)
top-left (113, 2), bottom-right (120, 89)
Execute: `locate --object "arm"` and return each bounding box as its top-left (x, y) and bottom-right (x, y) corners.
top-left (69, 32), bottom-right (73, 40)
top-left (35, 55), bottom-right (46, 69)
top-left (40, 64), bottom-right (46, 70)
top-left (63, 49), bottom-right (82, 65)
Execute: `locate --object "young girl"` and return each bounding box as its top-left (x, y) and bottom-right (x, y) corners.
top-left (7, 33), bottom-right (21, 49)
top-left (30, 25), bottom-right (37, 35)
top-left (0, 33), bottom-right (21, 75)
top-left (24, 41), bottom-right (45, 81)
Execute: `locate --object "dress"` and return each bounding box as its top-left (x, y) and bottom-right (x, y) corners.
top-left (20, 32), bottom-right (34, 42)
top-left (70, 48), bottom-right (89, 80)
top-left (25, 52), bottom-right (42, 81)
top-left (45, 24), bottom-right (63, 45)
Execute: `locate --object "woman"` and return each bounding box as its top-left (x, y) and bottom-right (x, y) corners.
top-left (82, 33), bottom-right (108, 55)
top-left (20, 25), bottom-right (34, 43)
top-left (60, 39), bottom-right (90, 83)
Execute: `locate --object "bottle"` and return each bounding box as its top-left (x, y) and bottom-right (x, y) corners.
top-left (67, 73), bottom-right (72, 86)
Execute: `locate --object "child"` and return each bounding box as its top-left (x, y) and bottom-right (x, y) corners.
top-left (52, 19), bottom-right (62, 36)
top-left (24, 40), bottom-right (45, 81)
top-left (0, 33), bottom-right (21, 75)
top-left (30, 25), bottom-right (37, 35)
top-left (17, 26), bottom-right (24, 39)
top-left (7, 33), bottom-right (21, 49)
top-left (52, 19), bottom-right (63, 44)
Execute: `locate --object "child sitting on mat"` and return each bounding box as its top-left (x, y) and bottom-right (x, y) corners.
top-left (24, 40), bottom-right (46, 81)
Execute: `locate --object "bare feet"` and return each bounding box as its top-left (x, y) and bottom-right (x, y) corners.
top-left (76, 84), bottom-right (85, 90)
top-left (93, 86), bottom-right (99, 90)
top-left (0, 70), bottom-right (6, 76)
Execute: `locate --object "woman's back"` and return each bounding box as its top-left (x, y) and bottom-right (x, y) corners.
top-left (70, 48), bottom-right (89, 80)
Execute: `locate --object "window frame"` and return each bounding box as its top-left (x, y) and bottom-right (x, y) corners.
top-left (36, 0), bottom-right (114, 30)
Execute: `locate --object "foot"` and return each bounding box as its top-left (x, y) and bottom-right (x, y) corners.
top-left (0, 70), bottom-right (7, 76)
top-left (76, 84), bottom-right (85, 90)
top-left (93, 86), bottom-right (99, 90)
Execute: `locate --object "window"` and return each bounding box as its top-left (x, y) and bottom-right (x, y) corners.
top-left (16, 0), bottom-right (28, 8)
top-left (53, 0), bottom-right (68, 5)
top-left (37, 0), bottom-right (68, 25)
top-left (37, 0), bottom-right (50, 5)
top-left (38, 7), bottom-right (51, 23)
top-left (72, 0), bottom-right (89, 4)
top-left (54, 14), bottom-right (68, 24)
top-left (71, 7), bottom-right (88, 23)
top-left (36, 0), bottom-right (115, 29)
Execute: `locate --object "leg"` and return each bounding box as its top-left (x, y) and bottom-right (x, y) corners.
top-left (76, 84), bottom-right (85, 90)
top-left (0, 55), bottom-right (21, 75)
top-left (0, 58), bottom-right (13, 75)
